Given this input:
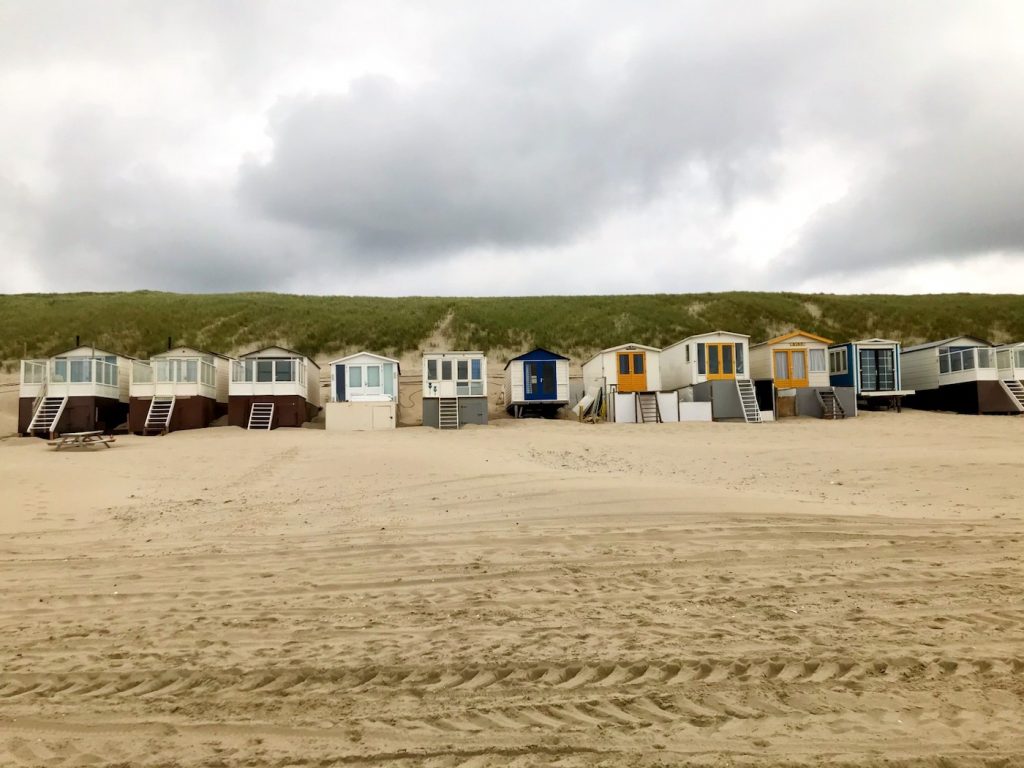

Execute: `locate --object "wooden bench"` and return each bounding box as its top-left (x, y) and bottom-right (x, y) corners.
top-left (48, 431), bottom-right (116, 451)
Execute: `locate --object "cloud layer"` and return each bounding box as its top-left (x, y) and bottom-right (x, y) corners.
top-left (1, 1), bottom-right (1023, 294)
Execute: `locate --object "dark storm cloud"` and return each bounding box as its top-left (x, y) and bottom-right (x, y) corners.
top-left (1, 1), bottom-right (1023, 292)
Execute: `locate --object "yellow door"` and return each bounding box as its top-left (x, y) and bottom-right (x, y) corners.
top-left (706, 343), bottom-right (736, 380)
top-left (774, 349), bottom-right (808, 388)
top-left (616, 351), bottom-right (648, 393)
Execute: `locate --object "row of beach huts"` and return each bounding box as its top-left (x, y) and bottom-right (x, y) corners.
top-left (16, 330), bottom-right (1024, 437)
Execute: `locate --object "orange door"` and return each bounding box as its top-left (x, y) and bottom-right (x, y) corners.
top-left (706, 344), bottom-right (736, 380)
top-left (774, 350), bottom-right (808, 388)
top-left (616, 351), bottom-right (648, 393)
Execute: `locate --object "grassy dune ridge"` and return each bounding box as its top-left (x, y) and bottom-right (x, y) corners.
top-left (2, 291), bottom-right (1023, 364)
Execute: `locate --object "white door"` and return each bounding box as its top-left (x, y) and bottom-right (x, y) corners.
top-left (436, 359), bottom-right (456, 397)
top-left (372, 405), bottom-right (394, 430)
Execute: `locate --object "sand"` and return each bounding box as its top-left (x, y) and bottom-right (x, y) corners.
top-left (1, 411), bottom-right (1022, 767)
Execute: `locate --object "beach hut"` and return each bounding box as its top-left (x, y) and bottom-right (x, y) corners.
top-left (503, 348), bottom-right (570, 418)
top-left (749, 330), bottom-right (854, 419)
top-left (228, 346), bottom-right (321, 429)
top-left (660, 331), bottom-right (762, 422)
top-left (129, 346), bottom-right (232, 434)
top-left (996, 343), bottom-right (1024, 411)
top-left (901, 336), bottom-right (1022, 414)
top-left (580, 343), bottom-right (678, 423)
top-left (18, 344), bottom-right (133, 437)
top-left (325, 352), bottom-right (401, 431)
top-left (828, 338), bottom-right (913, 410)
top-left (422, 351), bottom-right (488, 429)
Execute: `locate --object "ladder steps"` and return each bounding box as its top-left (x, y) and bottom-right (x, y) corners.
top-left (248, 402), bottom-right (275, 430)
top-left (735, 380), bottom-right (762, 424)
top-left (28, 396), bottom-right (68, 436)
top-left (438, 398), bottom-right (459, 429)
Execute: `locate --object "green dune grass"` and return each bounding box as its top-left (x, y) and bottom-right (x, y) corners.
top-left (2, 291), bottom-right (1023, 365)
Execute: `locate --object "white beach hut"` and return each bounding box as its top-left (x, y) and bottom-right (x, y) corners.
top-left (660, 331), bottom-right (762, 422)
top-left (326, 352), bottom-right (401, 430)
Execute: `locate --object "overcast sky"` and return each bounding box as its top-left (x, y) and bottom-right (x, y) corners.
top-left (2, 1), bottom-right (1023, 295)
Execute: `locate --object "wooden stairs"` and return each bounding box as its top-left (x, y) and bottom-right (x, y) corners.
top-left (28, 396), bottom-right (68, 438)
top-left (735, 379), bottom-right (762, 423)
top-left (816, 388), bottom-right (846, 419)
top-left (144, 396), bottom-right (176, 434)
top-left (635, 392), bottom-right (662, 423)
top-left (438, 397), bottom-right (459, 429)
top-left (1000, 380), bottom-right (1024, 412)
top-left (247, 402), bottom-right (275, 430)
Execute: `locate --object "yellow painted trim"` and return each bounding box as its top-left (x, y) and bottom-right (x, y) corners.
top-left (761, 329), bottom-right (833, 346)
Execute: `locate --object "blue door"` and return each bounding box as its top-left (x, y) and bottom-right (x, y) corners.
top-left (524, 361), bottom-right (557, 401)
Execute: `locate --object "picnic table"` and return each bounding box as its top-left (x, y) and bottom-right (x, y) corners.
top-left (48, 431), bottom-right (116, 450)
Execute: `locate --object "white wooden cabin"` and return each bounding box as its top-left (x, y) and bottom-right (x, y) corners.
top-left (660, 331), bottom-right (763, 422)
top-left (19, 345), bottom-right (133, 436)
top-left (229, 346), bottom-right (321, 429)
top-left (422, 351), bottom-right (488, 429)
top-left (503, 348), bottom-right (570, 418)
top-left (326, 352), bottom-right (401, 431)
top-left (748, 330), bottom-right (853, 419)
top-left (580, 343), bottom-right (678, 423)
top-left (750, 331), bottom-right (831, 389)
top-left (129, 346), bottom-right (232, 433)
top-left (901, 336), bottom-right (1021, 414)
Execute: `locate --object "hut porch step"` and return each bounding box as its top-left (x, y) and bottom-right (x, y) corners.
top-left (1001, 379), bottom-right (1024, 412)
top-left (28, 395), bottom-right (68, 437)
top-left (735, 379), bottom-right (763, 424)
top-left (438, 397), bottom-right (459, 429)
top-left (816, 388), bottom-right (846, 419)
top-left (635, 392), bottom-right (662, 423)
top-left (144, 396), bottom-right (176, 434)
top-left (248, 402), bottom-right (275, 430)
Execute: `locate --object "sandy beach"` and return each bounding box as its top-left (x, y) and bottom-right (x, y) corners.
top-left (1, 411), bottom-right (1023, 767)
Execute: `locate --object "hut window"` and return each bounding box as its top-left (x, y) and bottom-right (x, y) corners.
top-left (441, 361), bottom-right (452, 380)
top-left (471, 359), bottom-right (481, 379)
top-left (633, 354), bottom-right (644, 374)
top-left (275, 360), bottom-right (294, 382)
top-left (457, 360), bottom-right (469, 380)
top-left (70, 359), bottom-right (91, 382)
top-left (183, 360), bottom-right (198, 383)
top-left (619, 355), bottom-right (630, 375)
top-left (722, 345), bottom-right (733, 374)
top-left (1017, 349), bottom-right (1024, 368)
top-left (383, 364), bottom-right (395, 395)
top-left (809, 349), bottom-right (826, 372)
top-left (829, 349), bottom-right (848, 374)
top-left (257, 360), bottom-right (273, 382)
top-left (367, 366), bottom-right (381, 387)
top-left (697, 344), bottom-right (706, 375)
top-left (53, 359), bottom-right (67, 381)
top-left (349, 366), bottom-right (362, 388)
top-left (427, 359), bottom-right (437, 380)
top-left (685, 345), bottom-right (690, 362)
top-left (734, 344), bottom-right (744, 374)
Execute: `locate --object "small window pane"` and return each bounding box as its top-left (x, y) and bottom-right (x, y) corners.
top-left (633, 354), bottom-right (644, 374)
top-left (349, 366), bottom-right (362, 387)
top-left (257, 360), bottom-right (273, 382)
top-left (457, 360), bottom-right (468, 379)
top-left (70, 359), bottom-right (91, 382)
top-left (471, 359), bottom-right (481, 379)
top-left (618, 354), bottom-right (630, 375)
top-left (275, 360), bottom-right (293, 381)
top-left (709, 346), bottom-right (720, 375)
top-left (427, 359), bottom-right (437, 380)
top-left (722, 345), bottom-right (733, 374)
top-left (367, 366), bottom-right (381, 387)
top-left (735, 343), bottom-right (744, 374)
top-left (470, 381), bottom-right (483, 395)
top-left (441, 360), bottom-right (452, 380)
top-left (184, 360), bottom-right (198, 383)
top-left (697, 344), bottom-right (706, 375)
top-left (939, 355), bottom-right (950, 374)
top-left (809, 349), bottom-right (826, 373)
top-left (792, 352), bottom-right (805, 379)
top-left (382, 363), bottom-right (395, 395)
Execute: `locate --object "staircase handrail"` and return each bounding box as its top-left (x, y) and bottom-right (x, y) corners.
top-left (30, 363), bottom-right (49, 421)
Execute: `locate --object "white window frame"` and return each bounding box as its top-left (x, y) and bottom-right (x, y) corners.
top-left (809, 348), bottom-right (827, 373)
